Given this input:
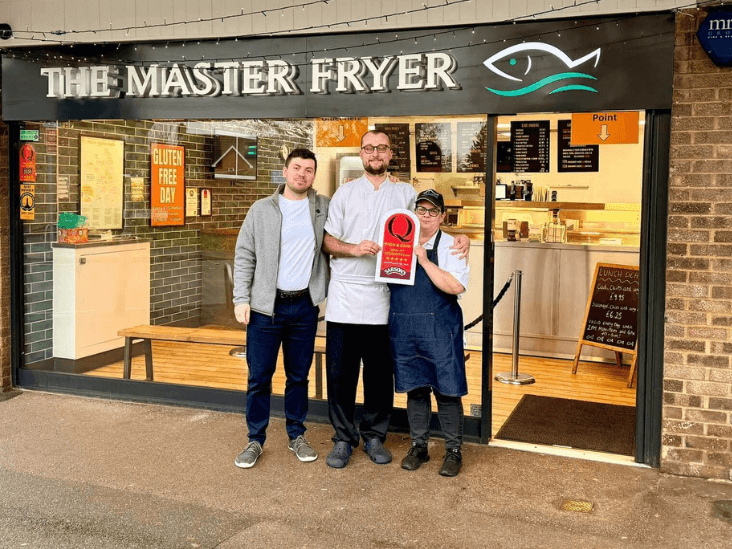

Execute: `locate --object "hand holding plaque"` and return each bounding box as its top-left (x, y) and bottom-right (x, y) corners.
top-left (375, 209), bottom-right (420, 286)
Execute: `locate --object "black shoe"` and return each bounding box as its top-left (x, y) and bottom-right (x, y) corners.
top-left (401, 444), bottom-right (430, 471)
top-left (362, 437), bottom-right (392, 464)
top-left (439, 448), bottom-right (462, 477)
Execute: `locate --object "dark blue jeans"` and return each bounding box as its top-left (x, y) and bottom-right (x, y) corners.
top-left (245, 295), bottom-right (319, 445)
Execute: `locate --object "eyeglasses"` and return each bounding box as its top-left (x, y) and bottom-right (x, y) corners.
top-left (415, 206), bottom-right (441, 217)
top-left (361, 144), bottom-right (390, 154)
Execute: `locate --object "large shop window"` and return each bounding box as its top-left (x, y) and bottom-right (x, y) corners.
top-left (19, 115), bottom-right (487, 417)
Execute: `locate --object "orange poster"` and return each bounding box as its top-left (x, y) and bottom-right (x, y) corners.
top-left (151, 143), bottom-right (185, 226)
top-left (316, 118), bottom-right (368, 147)
top-left (570, 112), bottom-right (639, 145)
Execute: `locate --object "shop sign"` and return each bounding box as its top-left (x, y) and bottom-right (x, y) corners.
top-left (19, 184), bottom-right (35, 220)
top-left (570, 112), bottom-right (639, 145)
top-left (697, 10), bottom-right (732, 66)
top-left (20, 129), bottom-right (39, 141)
top-left (316, 118), bottom-right (368, 147)
top-left (1, 13), bottom-right (675, 121)
top-left (151, 143), bottom-right (185, 226)
top-left (19, 143), bottom-right (36, 182)
top-left (375, 209), bottom-right (419, 286)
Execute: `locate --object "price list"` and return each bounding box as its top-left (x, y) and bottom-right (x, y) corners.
top-left (375, 123), bottom-right (411, 173)
top-left (558, 120), bottom-right (599, 172)
top-left (456, 121), bottom-right (487, 173)
top-left (416, 122), bottom-right (452, 172)
top-left (511, 120), bottom-right (550, 173)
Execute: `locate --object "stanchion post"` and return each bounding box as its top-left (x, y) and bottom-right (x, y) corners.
top-left (495, 269), bottom-right (535, 385)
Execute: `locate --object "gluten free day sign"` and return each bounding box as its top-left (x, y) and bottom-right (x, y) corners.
top-left (151, 143), bottom-right (185, 226)
top-left (376, 210), bottom-right (419, 286)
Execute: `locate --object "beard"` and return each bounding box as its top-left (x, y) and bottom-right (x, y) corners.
top-left (363, 159), bottom-right (388, 176)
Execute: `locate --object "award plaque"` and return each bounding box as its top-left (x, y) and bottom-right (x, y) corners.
top-left (375, 209), bottom-right (420, 286)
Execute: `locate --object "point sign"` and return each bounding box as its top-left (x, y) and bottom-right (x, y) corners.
top-left (570, 112), bottom-right (639, 145)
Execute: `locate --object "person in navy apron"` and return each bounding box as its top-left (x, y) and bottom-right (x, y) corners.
top-left (389, 189), bottom-right (470, 477)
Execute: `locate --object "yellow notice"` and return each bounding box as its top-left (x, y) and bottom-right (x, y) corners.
top-left (20, 184), bottom-right (35, 220)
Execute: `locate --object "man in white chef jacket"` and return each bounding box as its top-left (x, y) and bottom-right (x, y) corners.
top-left (322, 130), bottom-right (469, 468)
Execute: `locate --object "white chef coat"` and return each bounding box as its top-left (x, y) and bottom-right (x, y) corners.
top-left (324, 175), bottom-right (417, 324)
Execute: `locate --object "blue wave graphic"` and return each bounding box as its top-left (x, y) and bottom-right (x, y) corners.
top-left (550, 85), bottom-right (598, 94)
top-left (486, 72), bottom-right (597, 97)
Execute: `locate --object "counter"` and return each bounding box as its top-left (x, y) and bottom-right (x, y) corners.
top-left (460, 239), bottom-right (640, 363)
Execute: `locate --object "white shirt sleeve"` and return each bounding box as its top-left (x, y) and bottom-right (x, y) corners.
top-left (324, 184), bottom-right (347, 239)
top-left (429, 232), bottom-right (470, 294)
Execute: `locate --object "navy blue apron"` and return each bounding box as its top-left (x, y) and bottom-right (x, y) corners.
top-left (388, 230), bottom-right (468, 397)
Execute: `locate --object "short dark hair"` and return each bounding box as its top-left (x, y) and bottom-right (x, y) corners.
top-left (361, 130), bottom-right (391, 147)
top-left (285, 148), bottom-right (317, 172)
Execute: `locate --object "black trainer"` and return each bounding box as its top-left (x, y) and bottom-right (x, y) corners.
top-left (439, 448), bottom-right (462, 477)
top-left (401, 444), bottom-right (430, 471)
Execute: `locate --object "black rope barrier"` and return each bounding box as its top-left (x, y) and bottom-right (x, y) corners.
top-left (463, 273), bottom-right (514, 331)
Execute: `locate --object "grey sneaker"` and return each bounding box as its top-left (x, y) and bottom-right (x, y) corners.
top-left (288, 435), bottom-right (318, 462)
top-left (234, 441), bottom-right (263, 469)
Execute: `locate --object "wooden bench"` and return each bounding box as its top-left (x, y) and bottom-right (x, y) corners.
top-left (117, 325), bottom-right (328, 398)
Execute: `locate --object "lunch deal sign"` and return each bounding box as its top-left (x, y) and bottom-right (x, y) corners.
top-left (151, 143), bottom-right (185, 226)
top-left (376, 209), bottom-right (419, 286)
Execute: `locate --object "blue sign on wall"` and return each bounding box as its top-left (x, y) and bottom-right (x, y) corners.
top-left (697, 10), bottom-right (732, 66)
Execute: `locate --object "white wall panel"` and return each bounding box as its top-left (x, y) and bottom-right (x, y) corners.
top-left (0, 0), bottom-right (686, 47)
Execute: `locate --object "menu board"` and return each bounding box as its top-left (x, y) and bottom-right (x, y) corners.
top-left (80, 136), bottom-right (124, 229)
top-left (511, 121), bottom-right (550, 173)
top-left (558, 120), bottom-right (599, 172)
top-left (456, 122), bottom-right (487, 173)
top-left (416, 122), bottom-right (452, 172)
top-left (496, 142), bottom-right (514, 173)
top-left (375, 123), bottom-right (411, 173)
top-left (579, 263), bottom-right (639, 352)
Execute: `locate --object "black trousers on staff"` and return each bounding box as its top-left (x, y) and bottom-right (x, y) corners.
top-left (326, 322), bottom-right (394, 447)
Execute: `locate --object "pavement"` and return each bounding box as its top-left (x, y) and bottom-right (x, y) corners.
top-left (1, 389), bottom-right (731, 549)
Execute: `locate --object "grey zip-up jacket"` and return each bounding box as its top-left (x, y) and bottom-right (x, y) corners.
top-left (233, 184), bottom-right (330, 316)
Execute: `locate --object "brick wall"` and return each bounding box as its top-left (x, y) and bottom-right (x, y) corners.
top-left (0, 69), bottom-right (10, 391)
top-left (20, 119), bottom-right (312, 365)
top-left (663, 9), bottom-right (732, 480)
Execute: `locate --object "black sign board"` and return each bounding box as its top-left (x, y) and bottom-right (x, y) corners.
top-left (496, 142), bottom-right (514, 173)
top-left (375, 123), bottom-right (411, 174)
top-left (511, 121), bottom-right (550, 173)
top-left (557, 119), bottom-right (599, 172)
top-left (573, 263), bottom-right (640, 387)
top-left (456, 122), bottom-right (487, 173)
top-left (416, 122), bottom-right (452, 172)
top-left (1, 14), bottom-right (675, 121)
top-left (579, 263), bottom-right (639, 352)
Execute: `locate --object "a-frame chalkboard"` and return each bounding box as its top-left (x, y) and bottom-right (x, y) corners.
top-left (572, 263), bottom-right (640, 388)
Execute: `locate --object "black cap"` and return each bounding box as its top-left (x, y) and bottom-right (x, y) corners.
top-left (416, 189), bottom-right (445, 212)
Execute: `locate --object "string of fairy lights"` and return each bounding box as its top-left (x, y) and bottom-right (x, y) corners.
top-left (0, 0), bottom-right (726, 68)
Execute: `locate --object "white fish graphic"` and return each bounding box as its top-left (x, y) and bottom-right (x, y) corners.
top-left (483, 43), bottom-right (601, 96)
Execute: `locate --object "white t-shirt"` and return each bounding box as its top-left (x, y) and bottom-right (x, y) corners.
top-left (324, 176), bottom-right (417, 324)
top-left (277, 194), bottom-right (315, 292)
top-left (422, 231), bottom-right (470, 294)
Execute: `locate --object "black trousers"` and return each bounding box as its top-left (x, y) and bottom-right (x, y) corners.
top-left (407, 387), bottom-right (464, 450)
top-left (326, 322), bottom-right (394, 447)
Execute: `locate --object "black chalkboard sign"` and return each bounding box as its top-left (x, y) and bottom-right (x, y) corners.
top-left (557, 120), bottom-right (599, 172)
top-left (456, 121), bottom-right (487, 173)
top-left (573, 263), bottom-right (640, 387)
top-left (416, 122), bottom-right (452, 172)
top-left (511, 120), bottom-right (550, 173)
top-left (375, 123), bottom-right (411, 174)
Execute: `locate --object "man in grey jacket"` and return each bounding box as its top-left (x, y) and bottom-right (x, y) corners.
top-left (232, 148), bottom-right (329, 469)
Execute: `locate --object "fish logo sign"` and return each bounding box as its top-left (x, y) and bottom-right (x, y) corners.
top-left (483, 43), bottom-right (601, 96)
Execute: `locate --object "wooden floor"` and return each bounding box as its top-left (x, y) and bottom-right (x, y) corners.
top-left (85, 338), bottom-right (636, 438)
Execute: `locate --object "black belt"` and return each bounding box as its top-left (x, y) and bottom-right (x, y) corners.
top-left (276, 288), bottom-right (309, 300)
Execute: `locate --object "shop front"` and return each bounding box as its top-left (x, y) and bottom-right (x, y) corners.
top-left (2, 12), bottom-right (675, 466)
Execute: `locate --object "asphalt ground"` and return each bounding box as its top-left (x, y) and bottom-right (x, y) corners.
top-left (1, 390), bottom-right (731, 548)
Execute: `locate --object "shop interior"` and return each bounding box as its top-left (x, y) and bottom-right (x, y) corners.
top-left (20, 111), bottom-right (644, 456)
